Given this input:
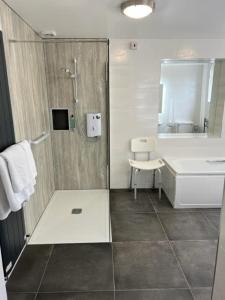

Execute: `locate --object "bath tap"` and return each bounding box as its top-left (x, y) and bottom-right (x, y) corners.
top-left (203, 118), bottom-right (209, 133)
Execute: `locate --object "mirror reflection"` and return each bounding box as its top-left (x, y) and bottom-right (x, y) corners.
top-left (158, 59), bottom-right (225, 137)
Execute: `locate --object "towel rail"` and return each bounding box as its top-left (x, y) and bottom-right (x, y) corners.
top-left (29, 132), bottom-right (50, 145)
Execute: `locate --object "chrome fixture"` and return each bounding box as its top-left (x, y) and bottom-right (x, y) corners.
top-left (203, 117), bottom-right (209, 133)
top-left (121, 0), bottom-right (155, 19)
top-left (63, 58), bottom-right (78, 103)
top-left (206, 160), bottom-right (225, 163)
top-left (63, 68), bottom-right (75, 79)
top-left (29, 132), bottom-right (50, 145)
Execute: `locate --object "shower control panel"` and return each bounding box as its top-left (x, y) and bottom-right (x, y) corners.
top-left (87, 113), bottom-right (101, 137)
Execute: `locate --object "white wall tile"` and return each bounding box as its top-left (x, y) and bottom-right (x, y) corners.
top-left (110, 39), bottom-right (225, 188)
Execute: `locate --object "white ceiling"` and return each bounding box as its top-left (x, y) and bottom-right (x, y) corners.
top-left (4, 0), bottom-right (225, 39)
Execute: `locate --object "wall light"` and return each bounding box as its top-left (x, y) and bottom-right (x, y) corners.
top-left (121, 0), bottom-right (155, 19)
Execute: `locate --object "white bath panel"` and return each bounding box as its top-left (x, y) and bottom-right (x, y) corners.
top-left (29, 190), bottom-right (111, 244)
top-left (162, 158), bottom-right (224, 208)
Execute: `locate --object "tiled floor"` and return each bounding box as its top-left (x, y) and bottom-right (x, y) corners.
top-left (7, 190), bottom-right (220, 300)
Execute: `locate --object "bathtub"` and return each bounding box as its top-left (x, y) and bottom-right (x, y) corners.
top-left (162, 158), bottom-right (225, 208)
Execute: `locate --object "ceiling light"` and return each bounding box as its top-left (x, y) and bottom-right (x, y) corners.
top-left (121, 0), bottom-right (155, 19)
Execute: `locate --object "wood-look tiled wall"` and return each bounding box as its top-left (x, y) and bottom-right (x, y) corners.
top-left (0, 1), bottom-right (55, 235)
top-left (44, 42), bottom-right (109, 189)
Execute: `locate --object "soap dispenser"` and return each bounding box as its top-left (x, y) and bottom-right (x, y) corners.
top-left (70, 114), bottom-right (76, 130)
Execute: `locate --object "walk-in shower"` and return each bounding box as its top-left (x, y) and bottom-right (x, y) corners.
top-left (29, 39), bottom-right (110, 245)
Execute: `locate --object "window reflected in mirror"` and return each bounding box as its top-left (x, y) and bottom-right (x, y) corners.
top-left (158, 59), bottom-right (225, 137)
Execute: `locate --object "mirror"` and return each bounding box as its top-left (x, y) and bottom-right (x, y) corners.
top-left (158, 59), bottom-right (225, 137)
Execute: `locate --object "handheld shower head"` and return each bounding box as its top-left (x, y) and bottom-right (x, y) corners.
top-left (61, 59), bottom-right (78, 104)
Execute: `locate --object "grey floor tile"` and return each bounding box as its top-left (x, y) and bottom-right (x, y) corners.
top-left (172, 240), bottom-right (217, 288)
top-left (6, 245), bottom-right (53, 293)
top-left (40, 244), bottom-right (114, 292)
top-left (192, 288), bottom-right (212, 300)
top-left (150, 191), bottom-right (174, 213)
top-left (37, 292), bottom-right (114, 299)
top-left (151, 190), bottom-right (218, 213)
top-left (202, 211), bottom-right (221, 230)
top-left (158, 212), bottom-right (218, 240)
top-left (7, 293), bottom-right (36, 300)
top-left (116, 289), bottom-right (193, 300)
top-left (110, 191), bottom-right (154, 213)
top-left (205, 208), bottom-right (221, 213)
top-left (151, 191), bottom-right (206, 213)
top-left (111, 213), bottom-right (166, 242)
top-left (113, 241), bottom-right (188, 290)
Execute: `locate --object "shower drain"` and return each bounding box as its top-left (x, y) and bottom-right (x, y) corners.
top-left (71, 208), bottom-right (82, 214)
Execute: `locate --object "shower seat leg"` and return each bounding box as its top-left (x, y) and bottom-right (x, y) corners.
top-left (158, 168), bottom-right (162, 200)
top-left (153, 169), bottom-right (156, 189)
top-left (129, 167), bottom-right (133, 191)
top-left (134, 168), bottom-right (139, 200)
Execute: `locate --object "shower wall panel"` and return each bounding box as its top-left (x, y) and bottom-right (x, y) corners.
top-left (0, 1), bottom-right (55, 235)
top-left (45, 42), bottom-right (108, 189)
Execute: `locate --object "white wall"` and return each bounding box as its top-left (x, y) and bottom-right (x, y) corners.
top-left (110, 39), bottom-right (225, 188)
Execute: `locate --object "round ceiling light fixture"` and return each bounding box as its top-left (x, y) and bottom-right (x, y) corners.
top-left (121, 0), bottom-right (155, 19)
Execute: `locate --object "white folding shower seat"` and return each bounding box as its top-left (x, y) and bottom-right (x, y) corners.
top-left (129, 137), bottom-right (165, 200)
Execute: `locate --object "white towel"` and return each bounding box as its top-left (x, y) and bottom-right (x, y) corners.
top-left (0, 156), bottom-right (35, 220)
top-left (0, 141), bottom-right (37, 220)
top-left (20, 140), bottom-right (37, 179)
top-left (0, 177), bottom-right (11, 220)
top-left (0, 140), bottom-right (37, 193)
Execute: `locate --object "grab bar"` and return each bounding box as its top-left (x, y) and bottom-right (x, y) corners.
top-left (29, 132), bottom-right (50, 145)
top-left (206, 160), bottom-right (225, 163)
